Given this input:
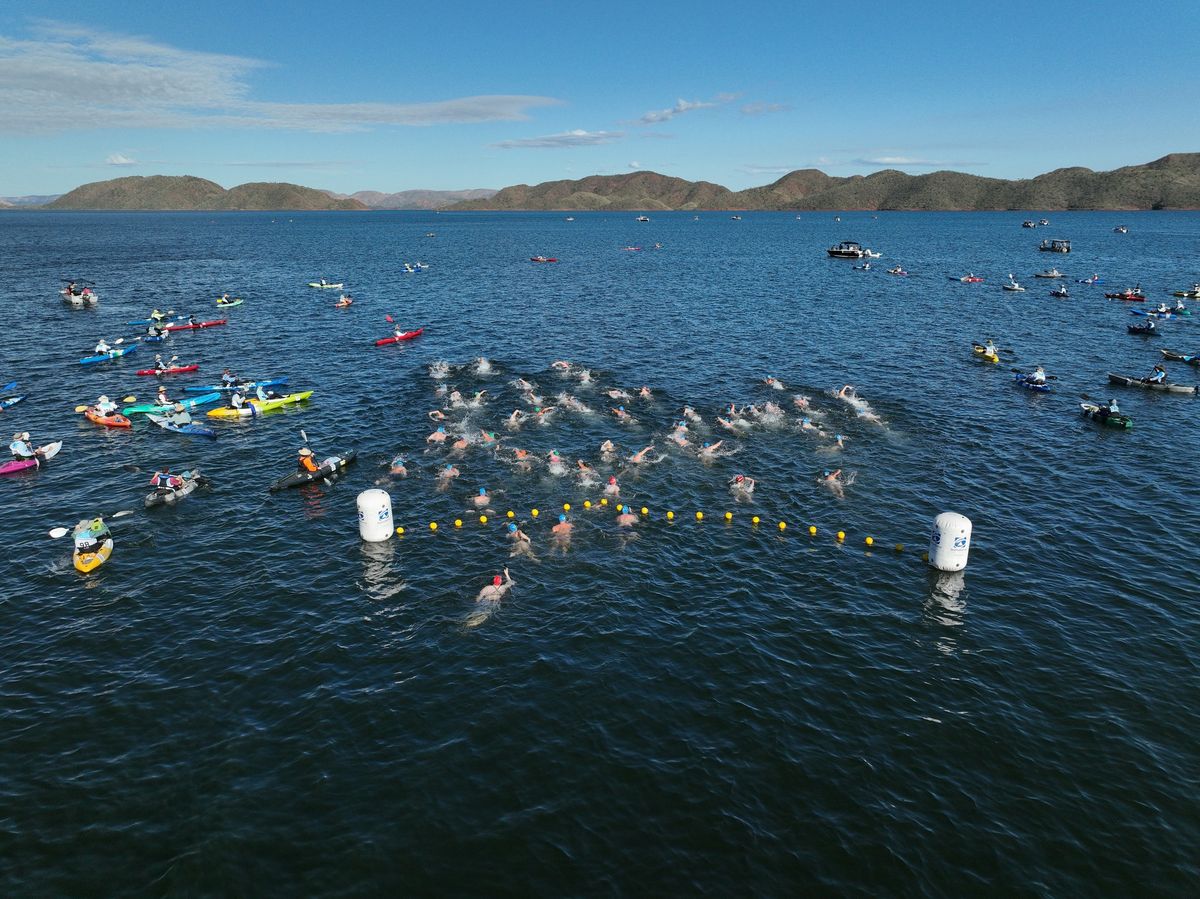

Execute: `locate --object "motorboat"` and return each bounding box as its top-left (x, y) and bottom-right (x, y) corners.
top-left (730, 215), bottom-right (742, 220)
top-left (565, 217), bottom-right (575, 222)
top-left (1038, 238), bottom-right (1071, 253)
top-left (61, 287), bottom-right (99, 307)
top-left (1113, 225), bottom-right (1128, 233)
top-left (827, 240), bottom-right (866, 259)
top-left (864, 249), bottom-right (882, 258)
top-left (308, 279), bottom-right (344, 289)
top-left (1022, 220), bottom-right (1037, 228)
top-left (635, 215), bottom-right (650, 222)
top-left (1034, 268), bottom-right (1065, 278)
top-left (1039, 218), bottom-right (1050, 226)
top-left (530, 256), bottom-right (558, 263)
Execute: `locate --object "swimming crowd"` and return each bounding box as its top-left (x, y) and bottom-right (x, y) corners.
top-left (370, 358), bottom-right (881, 625)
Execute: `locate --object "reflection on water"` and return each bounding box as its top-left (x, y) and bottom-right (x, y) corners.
top-left (925, 570), bottom-right (967, 654)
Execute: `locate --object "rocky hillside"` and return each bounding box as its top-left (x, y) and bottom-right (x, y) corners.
top-left (48, 176), bottom-right (366, 210)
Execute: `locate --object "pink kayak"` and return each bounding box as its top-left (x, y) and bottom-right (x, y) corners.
top-left (163, 319), bottom-right (228, 332)
top-left (136, 364), bottom-right (199, 376)
top-left (375, 327), bottom-right (425, 346)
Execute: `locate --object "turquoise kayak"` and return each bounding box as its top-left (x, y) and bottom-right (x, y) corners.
top-left (123, 392), bottom-right (221, 415)
top-left (80, 345), bottom-right (136, 365)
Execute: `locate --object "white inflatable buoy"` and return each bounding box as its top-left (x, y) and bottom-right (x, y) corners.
top-left (357, 489), bottom-right (393, 542)
top-left (929, 512), bottom-right (972, 572)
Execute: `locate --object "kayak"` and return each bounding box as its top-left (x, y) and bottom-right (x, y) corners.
top-left (950, 276), bottom-right (984, 283)
top-left (972, 345), bottom-right (999, 364)
top-left (1105, 292), bottom-right (1145, 301)
top-left (1, 395), bottom-right (25, 412)
top-left (147, 413), bottom-right (218, 438)
top-left (216, 298), bottom-right (243, 308)
top-left (1131, 308), bottom-right (1189, 317)
top-left (0, 440), bottom-right (62, 476)
top-left (145, 470), bottom-right (206, 508)
top-left (163, 319), bottom-right (227, 332)
top-left (530, 256), bottom-right (558, 263)
top-left (886, 269), bottom-right (908, 276)
top-left (269, 450), bottom-right (357, 492)
top-left (1002, 284), bottom-right (1026, 291)
top-left (1034, 270), bottom-right (1065, 278)
top-left (1080, 403), bottom-right (1133, 429)
top-left (84, 407), bottom-right (132, 428)
top-left (207, 390), bottom-right (313, 418)
top-left (128, 315), bottom-right (185, 325)
top-left (61, 289), bottom-right (99, 306)
top-left (79, 345), bottom-right (136, 365)
top-left (375, 327), bottom-right (425, 346)
top-left (136, 364), bottom-right (199, 376)
top-left (185, 377), bottom-right (288, 394)
top-left (1161, 350), bottom-right (1200, 365)
top-left (334, 298), bottom-right (353, 309)
top-left (143, 334), bottom-right (166, 343)
top-left (1128, 323), bottom-right (1159, 335)
top-left (1107, 373), bottom-right (1197, 395)
top-left (124, 392), bottom-right (221, 415)
top-left (1172, 290), bottom-right (1200, 299)
top-left (1076, 277), bottom-right (1103, 284)
top-left (74, 537), bottom-right (113, 573)
top-left (1013, 374), bottom-right (1050, 392)
top-left (1050, 289), bottom-right (1069, 298)
top-left (308, 281), bottom-right (344, 289)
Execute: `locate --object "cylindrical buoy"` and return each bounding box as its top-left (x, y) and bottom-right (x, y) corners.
top-left (357, 489), bottom-right (393, 542)
top-left (929, 512), bottom-right (972, 571)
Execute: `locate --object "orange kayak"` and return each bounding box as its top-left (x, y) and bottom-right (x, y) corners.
top-left (85, 407), bottom-right (132, 428)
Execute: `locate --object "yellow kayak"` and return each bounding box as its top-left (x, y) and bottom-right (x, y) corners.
top-left (207, 390), bottom-right (313, 418)
top-left (74, 538), bottom-right (113, 573)
top-left (972, 345), bottom-right (999, 364)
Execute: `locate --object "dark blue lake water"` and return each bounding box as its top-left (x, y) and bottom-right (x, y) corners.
top-left (1, 210), bottom-right (1197, 895)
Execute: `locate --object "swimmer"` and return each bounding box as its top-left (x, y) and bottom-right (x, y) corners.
top-left (612, 405), bottom-right (631, 421)
top-left (448, 389), bottom-right (465, 407)
top-left (792, 395), bottom-right (811, 411)
top-left (468, 568), bottom-right (514, 628)
top-left (552, 513), bottom-right (573, 541)
top-left (600, 439), bottom-right (617, 463)
top-left (577, 459), bottom-right (599, 485)
top-left (524, 390), bottom-right (545, 406)
top-left (532, 405), bottom-right (556, 423)
top-left (730, 473), bottom-right (756, 496)
top-left (576, 368), bottom-right (593, 384)
top-left (764, 376), bottom-right (784, 390)
top-left (507, 409), bottom-right (526, 429)
top-left (480, 431), bottom-right (497, 446)
top-left (683, 405), bottom-right (703, 423)
top-left (698, 440), bottom-right (723, 461)
top-left (471, 357), bottom-right (492, 376)
top-left (507, 523), bottom-right (535, 558)
top-left (638, 386), bottom-right (652, 399)
top-left (428, 409), bottom-right (446, 422)
top-left (604, 475), bottom-right (620, 497)
top-left (513, 377), bottom-right (536, 391)
top-left (450, 436), bottom-right (470, 453)
top-left (629, 445), bottom-right (655, 464)
top-left (473, 487), bottom-right (490, 508)
top-left (427, 425), bottom-right (447, 443)
top-left (510, 448), bottom-right (532, 471)
top-left (551, 360), bottom-right (571, 371)
top-left (670, 428), bottom-right (689, 448)
top-left (819, 468), bottom-right (845, 498)
top-left (833, 433), bottom-right (846, 450)
top-left (438, 463), bottom-right (460, 481)
top-left (837, 385), bottom-right (856, 400)
top-left (606, 388), bottom-right (631, 401)
top-left (389, 455), bottom-right (407, 477)
top-left (616, 506), bottom-right (639, 527)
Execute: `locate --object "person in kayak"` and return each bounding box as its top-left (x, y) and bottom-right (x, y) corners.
top-left (186, 314), bottom-right (197, 326)
top-left (983, 340), bottom-right (999, 358)
top-left (150, 468), bottom-right (182, 496)
top-left (297, 448), bottom-right (320, 473)
top-left (255, 384), bottom-right (278, 402)
top-left (72, 518), bottom-right (109, 555)
top-left (9, 431), bottom-right (35, 460)
top-left (220, 369), bottom-right (239, 388)
top-left (94, 337), bottom-right (111, 355)
top-left (229, 389), bottom-right (248, 411)
top-left (1029, 366), bottom-right (1047, 385)
top-left (155, 384), bottom-right (172, 406)
top-left (1176, 299), bottom-right (1188, 312)
top-left (94, 395), bottom-right (118, 416)
top-left (150, 309), bottom-right (168, 323)
top-left (153, 353), bottom-right (176, 373)
top-left (1147, 365), bottom-right (1167, 384)
top-left (167, 402), bottom-right (192, 427)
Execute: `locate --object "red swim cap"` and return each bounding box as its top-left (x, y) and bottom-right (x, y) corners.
top-left (492, 575), bottom-right (502, 586)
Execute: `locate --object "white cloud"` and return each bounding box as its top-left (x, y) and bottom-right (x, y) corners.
top-left (628, 160), bottom-right (641, 169)
top-left (105, 153), bottom-right (137, 165)
top-left (638, 97), bottom-right (716, 125)
top-left (0, 21), bottom-right (561, 134)
top-left (492, 129), bottom-right (624, 149)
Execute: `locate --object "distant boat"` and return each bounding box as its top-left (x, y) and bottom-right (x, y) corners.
top-left (1022, 220), bottom-right (1037, 228)
top-left (635, 215), bottom-right (650, 222)
top-left (1113, 225), bottom-right (1128, 233)
top-left (827, 240), bottom-right (866, 259)
top-left (1039, 238), bottom-right (1071, 253)
top-left (730, 215), bottom-right (742, 220)
top-left (1039, 218), bottom-right (1050, 226)
top-left (1034, 268), bottom-right (1065, 278)
top-left (565, 217), bottom-right (575, 222)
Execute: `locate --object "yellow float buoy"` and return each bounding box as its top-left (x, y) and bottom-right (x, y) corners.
top-left (752, 516), bottom-right (760, 525)
top-left (695, 511), bottom-right (704, 521)
top-left (506, 510), bottom-right (515, 519)
top-left (429, 522), bottom-right (438, 531)
top-left (808, 525), bottom-right (817, 536)
top-left (480, 515), bottom-right (488, 525)
top-left (531, 508), bottom-right (539, 518)
top-left (454, 519), bottom-right (462, 528)
top-left (395, 526), bottom-right (405, 535)
top-left (666, 510), bottom-right (674, 520)
top-left (724, 511), bottom-right (732, 521)
top-left (865, 536), bottom-right (874, 546)
top-left (584, 500), bottom-right (592, 509)
top-left (837, 530), bottom-right (845, 541)
top-left (640, 506), bottom-right (648, 516)
top-left (600, 498), bottom-right (608, 506)
top-left (895, 544), bottom-right (904, 553)
top-left (563, 502), bottom-right (571, 511)
top-left (778, 521), bottom-right (786, 531)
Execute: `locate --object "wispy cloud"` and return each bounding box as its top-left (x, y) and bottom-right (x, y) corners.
top-left (105, 152), bottom-right (137, 166)
top-left (853, 156), bottom-right (985, 168)
top-left (740, 159), bottom-right (833, 175)
top-left (628, 161), bottom-right (641, 169)
top-left (0, 21), bottom-right (562, 134)
top-left (636, 93), bottom-right (738, 125)
top-left (492, 129), bottom-right (624, 149)
top-left (219, 160), bottom-right (354, 168)
top-left (741, 101), bottom-right (790, 116)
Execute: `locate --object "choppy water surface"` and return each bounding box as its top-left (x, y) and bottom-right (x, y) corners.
top-left (1, 210), bottom-right (1197, 894)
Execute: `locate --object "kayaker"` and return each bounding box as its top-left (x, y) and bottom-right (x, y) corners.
top-left (220, 368), bottom-right (239, 388)
top-left (150, 468), bottom-right (182, 496)
top-left (186, 314), bottom-right (197, 326)
top-left (167, 402), bottom-right (192, 426)
top-left (229, 389), bottom-right (248, 410)
top-left (72, 518), bottom-right (109, 555)
top-left (94, 338), bottom-right (111, 355)
top-left (255, 384), bottom-right (277, 402)
top-left (1176, 299), bottom-right (1187, 311)
top-left (983, 339), bottom-right (999, 358)
top-left (153, 354), bottom-right (167, 373)
top-left (155, 385), bottom-right (171, 406)
top-left (1147, 365), bottom-right (1167, 384)
top-left (476, 568), bottom-right (514, 604)
top-left (9, 431), bottom-right (34, 460)
top-left (94, 395), bottom-right (118, 416)
top-left (1029, 366), bottom-right (1047, 385)
top-left (150, 309), bottom-right (168, 323)
top-left (1157, 303), bottom-right (1170, 314)
top-left (297, 448), bottom-right (320, 473)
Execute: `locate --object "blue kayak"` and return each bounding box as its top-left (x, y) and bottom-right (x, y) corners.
top-left (184, 377), bottom-right (288, 394)
top-left (143, 333), bottom-right (166, 343)
top-left (127, 315), bottom-right (184, 326)
top-left (0, 395), bottom-right (25, 411)
top-left (1013, 374), bottom-right (1050, 392)
top-left (79, 344), bottom-right (136, 365)
top-left (147, 413), bottom-right (217, 439)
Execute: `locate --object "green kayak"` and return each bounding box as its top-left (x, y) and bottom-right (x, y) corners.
top-left (123, 392), bottom-right (222, 415)
top-left (1080, 403), bottom-right (1132, 429)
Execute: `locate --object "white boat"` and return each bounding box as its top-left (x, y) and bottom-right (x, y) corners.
top-left (1113, 225), bottom-right (1128, 234)
top-left (635, 215), bottom-right (650, 222)
top-left (1051, 286), bottom-right (1069, 298)
top-left (1003, 277), bottom-right (1026, 292)
top-left (565, 217), bottom-right (575, 222)
top-left (60, 288), bottom-right (98, 307)
top-left (307, 280), bottom-right (344, 289)
top-left (1034, 268), bottom-right (1065, 278)
top-left (827, 240), bottom-right (866, 259)
top-left (864, 249), bottom-right (882, 258)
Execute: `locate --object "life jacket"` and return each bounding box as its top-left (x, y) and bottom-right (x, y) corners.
top-left (299, 455), bottom-right (320, 473)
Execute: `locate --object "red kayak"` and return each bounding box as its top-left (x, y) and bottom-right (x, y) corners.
top-left (374, 327), bottom-right (425, 346)
top-left (530, 256), bottom-right (558, 263)
top-left (136, 364), bottom-right (199, 376)
top-left (163, 319), bottom-right (228, 332)
top-left (1105, 292), bottom-right (1145, 302)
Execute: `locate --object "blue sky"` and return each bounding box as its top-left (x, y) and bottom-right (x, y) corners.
top-left (1, 0), bottom-right (1196, 195)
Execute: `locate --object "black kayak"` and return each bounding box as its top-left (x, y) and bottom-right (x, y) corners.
top-left (1161, 349), bottom-right (1200, 365)
top-left (1127, 323), bottom-right (1159, 335)
top-left (269, 451), bottom-right (357, 492)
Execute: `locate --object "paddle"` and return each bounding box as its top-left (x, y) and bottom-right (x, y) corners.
top-left (48, 509), bottom-right (135, 539)
top-left (385, 314), bottom-right (394, 323)
top-left (1, 381), bottom-right (16, 392)
top-left (300, 429), bottom-right (334, 485)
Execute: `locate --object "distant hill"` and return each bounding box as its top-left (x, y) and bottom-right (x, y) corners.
top-left (0, 194), bottom-right (60, 207)
top-left (449, 154), bottom-right (1200, 211)
top-left (337, 188), bottom-right (496, 209)
top-left (47, 176), bottom-right (367, 210)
